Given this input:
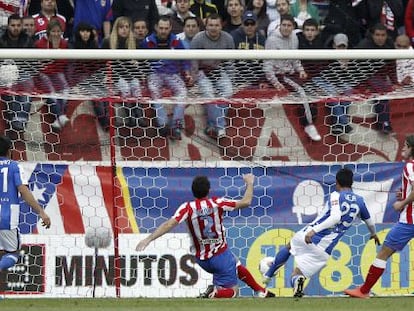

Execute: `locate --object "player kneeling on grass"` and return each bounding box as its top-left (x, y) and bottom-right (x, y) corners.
top-left (0, 135), bottom-right (51, 274)
top-left (199, 256), bottom-right (275, 298)
top-left (136, 173), bottom-right (255, 298)
top-left (262, 168), bottom-right (380, 297)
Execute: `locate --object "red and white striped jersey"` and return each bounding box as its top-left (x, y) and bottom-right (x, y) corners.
top-left (173, 196), bottom-right (237, 260)
top-left (400, 160), bottom-right (414, 224)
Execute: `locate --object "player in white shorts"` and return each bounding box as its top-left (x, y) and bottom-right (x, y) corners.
top-left (289, 226), bottom-right (330, 279)
top-left (263, 168), bottom-right (380, 297)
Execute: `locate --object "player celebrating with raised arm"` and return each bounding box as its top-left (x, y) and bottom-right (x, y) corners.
top-left (262, 168), bottom-right (380, 297)
top-left (136, 173), bottom-right (255, 298)
top-left (0, 135), bottom-right (51, 273)
top-left (345, 135), bottom-right (414, 298)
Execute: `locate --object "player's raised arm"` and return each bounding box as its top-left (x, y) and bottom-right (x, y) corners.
top-left (234, 173), bottom-right (255, 209)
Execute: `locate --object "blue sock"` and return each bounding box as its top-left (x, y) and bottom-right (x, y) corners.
top-left (0, 253), bottom-right (19, 271)
top-left (265, 246), bottom-right (291, 278)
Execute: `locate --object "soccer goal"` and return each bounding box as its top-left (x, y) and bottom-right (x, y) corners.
top-left (0, 48), bottom-right (413, 298)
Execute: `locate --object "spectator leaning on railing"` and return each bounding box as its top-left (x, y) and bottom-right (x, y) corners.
top-left (34, 18), bottom-right (70, 132)
top-left (101, 16), bottom-right (143, 129)
top-left (141, 15), bottom-right (193, 140)
top-left (355, 23), bottom-right (398, 135)
top-left (190, 13), bottom-right (235, 140)
top-left (264, 14), bottom-right (321, 142)
top-left (231, 10), bottom-right (266, 86)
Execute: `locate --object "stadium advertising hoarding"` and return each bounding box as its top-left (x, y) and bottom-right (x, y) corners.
top-left (1, 162), bottom-right (411, 297)
top-left (6, 227), bottom-right (413, 297)
top-left (9, 234), bottom-right (211, 298)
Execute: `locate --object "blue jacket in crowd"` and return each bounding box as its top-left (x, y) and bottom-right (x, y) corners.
top-left (141, 32), bottom-right (191, 75)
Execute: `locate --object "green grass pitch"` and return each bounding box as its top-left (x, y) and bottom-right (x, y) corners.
top-left (1, 297), bottom-right (413, 311)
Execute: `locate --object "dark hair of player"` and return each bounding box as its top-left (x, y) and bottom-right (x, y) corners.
top-left (0, 135), bottom-right (12, 157)
top-left (406, 134), bottom-right (414, 158)
top-left (192, 176), bottom-right (210, 198)
top-left (336, 168), bottom-right (353, 188)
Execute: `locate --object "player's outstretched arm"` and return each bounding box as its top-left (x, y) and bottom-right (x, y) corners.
top-left (18, 184), bottom-right (51, 229)
top-left (305, 196), bottom-right (341, 244)
top-left (136, 218), bottom-right (179, 251)
top-left (235, 173), bottom-right (255, 210)
top-left (362, 217), bottom-right (380, 245)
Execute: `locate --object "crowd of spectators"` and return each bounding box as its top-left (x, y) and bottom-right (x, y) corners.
top-left (0, 0), bottom-right (413, 141)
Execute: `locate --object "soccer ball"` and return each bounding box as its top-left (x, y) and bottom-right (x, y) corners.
top-left (259, 256), bottom-right (274, 276)
top-left (84, 227), bottom-right (112, 249)
top-left (0, 59), bottom-right (19, 87)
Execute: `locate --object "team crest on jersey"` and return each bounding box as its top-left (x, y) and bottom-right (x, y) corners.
top-left (100, 0), bottom-right (107, 7)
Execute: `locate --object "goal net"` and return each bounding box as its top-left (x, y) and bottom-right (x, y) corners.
top-left (0, 49), bottom-right (413, 298)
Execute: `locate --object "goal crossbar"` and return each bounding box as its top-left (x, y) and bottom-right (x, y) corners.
top-left (0, 48), bottom-right (413, 60)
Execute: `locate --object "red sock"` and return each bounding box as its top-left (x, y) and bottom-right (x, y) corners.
top-left (360, 265), bottom-right (385, 294)
top-left (237, 265), bottom-right (265, 292)
top-left (213, 288), bottom-right (236, 298)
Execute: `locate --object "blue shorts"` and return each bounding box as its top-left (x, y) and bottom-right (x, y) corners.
top-left (196, 248), bottom-right (238, 288)
top-left (384, 222), bottom-right (414, 251)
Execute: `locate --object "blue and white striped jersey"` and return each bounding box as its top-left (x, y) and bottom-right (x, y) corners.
top-left (0, 157), bottom-right (28, 230)
top-left (308, 190), bottom-right (371, 254)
